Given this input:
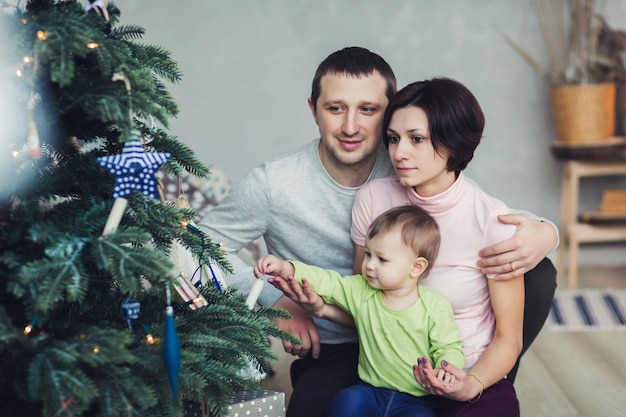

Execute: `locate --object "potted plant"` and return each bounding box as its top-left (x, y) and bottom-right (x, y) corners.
top-left (500, 0), bottom-right (626, 143)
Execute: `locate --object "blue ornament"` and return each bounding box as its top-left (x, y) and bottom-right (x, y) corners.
top-left (121, 298), bottom-right (140, 329)
top-left (163, 305), bottom-right (181, 401)
top-left (97, 135), bottom-right (170, 200)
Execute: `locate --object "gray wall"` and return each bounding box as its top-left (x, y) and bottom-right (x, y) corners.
top-left (121, 0), bottom-right (626, 267)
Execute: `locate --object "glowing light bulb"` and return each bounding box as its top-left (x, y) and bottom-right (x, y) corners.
top-left (145, 334), bottom-right (155, 344)
top-left (37, 31), bottom-right (47, 41)
top-left (23, 56), bottom-right (33, 64)
top-left (93, 346), bottom-right (100, 354)
top-left (16, 69), bottom-right (22, 77)
top-left (86, 42), bottom-right (99, 49)
top-left (23, 315), bottom-right (39, 335)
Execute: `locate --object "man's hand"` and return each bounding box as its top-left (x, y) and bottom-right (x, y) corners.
top-left (477, 214), bottom-right (558, 280)
top-left (272, 295), bottom-right (320, 359)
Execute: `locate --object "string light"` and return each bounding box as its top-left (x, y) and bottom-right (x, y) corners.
top-left (23, 315), bottom-right (39, 335)
top-left (93, 346), bottom-right (100, 354)
top-left (86, 42), bottom-right (99, 49)
top-left (22, 56), bottom-right (33, 64)
top-left (141, 323), bottom-right (156, 344)
top-left (36, 30), bottom-right (47, 41)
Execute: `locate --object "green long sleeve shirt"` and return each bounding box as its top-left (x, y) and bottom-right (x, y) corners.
top-left (291, 261), bottom-right (466, 397)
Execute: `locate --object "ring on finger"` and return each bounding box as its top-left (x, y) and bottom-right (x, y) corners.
top-left (509, 261), bottom-right (516, 271)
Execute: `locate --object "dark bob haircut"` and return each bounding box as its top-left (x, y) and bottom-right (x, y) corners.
top-left (382, 77), bottom-right (485, 174)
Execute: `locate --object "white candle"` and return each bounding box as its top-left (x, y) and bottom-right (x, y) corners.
top-left (102, 197), bottom-right (128, 235)
top-left (245, 279), bottom-right (265, 310)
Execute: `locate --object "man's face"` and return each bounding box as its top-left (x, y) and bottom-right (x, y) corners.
top-left (309, 72), bottom-right (389, 170)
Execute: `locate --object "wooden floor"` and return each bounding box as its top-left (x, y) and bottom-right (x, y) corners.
top-left (262, 265), bottom-right (626, 417)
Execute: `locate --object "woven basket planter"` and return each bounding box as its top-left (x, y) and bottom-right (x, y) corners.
top-left (549, 82), bottom-right (616, 143)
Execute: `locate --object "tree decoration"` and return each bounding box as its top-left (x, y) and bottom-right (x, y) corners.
top-left (163, 303), bottom-right (181, 401)
top-left (84, 0), bottom-right (111, 33)
top-left (97, 136), bottom-right (171, 200)
top-left (97, 132), bottom-right (171, 234)
top-left (121, 298), bottom-right (140, 329)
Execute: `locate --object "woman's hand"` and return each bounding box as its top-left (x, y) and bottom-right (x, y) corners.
top-left (477, 214), bottom-right (558, 280)
top-left (413, 357), bottom-right (480, 402)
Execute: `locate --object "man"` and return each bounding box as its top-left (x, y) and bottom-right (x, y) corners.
top-left (198, 47), bottom-right (557, 417)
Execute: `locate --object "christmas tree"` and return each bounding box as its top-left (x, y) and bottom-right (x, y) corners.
top-left (0, 1), bottom-right (292, 416)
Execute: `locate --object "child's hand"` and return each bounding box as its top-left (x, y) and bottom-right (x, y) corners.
top-left (414, 357), bottom-right (471, 401)
top-left (269, 276), bottom-right (338, 321)
top-left (433, 368), bottom-right (457, 387)
top-left (253, 254), bottom-right (285, 278)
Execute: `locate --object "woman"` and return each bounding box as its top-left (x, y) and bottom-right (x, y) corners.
top-left (349, 77), bottom-right (523, 416)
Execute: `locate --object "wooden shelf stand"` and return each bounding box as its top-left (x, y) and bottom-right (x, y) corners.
top-left (557, 160), bottom-right (626, 288)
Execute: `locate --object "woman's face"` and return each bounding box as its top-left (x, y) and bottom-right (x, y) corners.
top-left (386, 106), bottom-right (455, 197)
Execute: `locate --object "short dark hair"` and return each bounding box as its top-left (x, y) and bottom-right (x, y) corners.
top-left (310, 46), bottom-right (397, 110)
top-left (366, 205), bottom-right (440, 278)
top-left (382, 77), bottom-right (484, 174)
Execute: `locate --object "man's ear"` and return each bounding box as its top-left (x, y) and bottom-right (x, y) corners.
top-left (410, 257), bottom-right (428, 279)
top-left (308, 97), bottom-right (319, 125)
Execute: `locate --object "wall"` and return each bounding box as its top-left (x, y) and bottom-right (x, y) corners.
top-left (121, 0), bottom-right (626, 267)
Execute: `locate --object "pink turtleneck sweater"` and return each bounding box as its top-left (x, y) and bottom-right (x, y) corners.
top-left (351, 173), bottom-right (516, 369)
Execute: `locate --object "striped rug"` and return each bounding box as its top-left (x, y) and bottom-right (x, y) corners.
top-left (545, 288), bottom-right (626, 331)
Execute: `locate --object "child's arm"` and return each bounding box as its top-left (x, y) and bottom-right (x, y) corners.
top-left (267, 276), bottom-right (355, 326)
top-left (253, 254), bottom-right (294, 279)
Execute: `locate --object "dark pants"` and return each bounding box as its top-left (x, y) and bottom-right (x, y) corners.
top-left (287, 257), bottom-right (557, 417)
top-left (438, 378), bottom-right (519, 417)
top-left (287, 343), bottom-right (360, 417)
top-left (507, 257), bottom-right (557, 382)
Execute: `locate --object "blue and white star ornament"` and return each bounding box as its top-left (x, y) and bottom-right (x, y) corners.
top-left (97, 134), bottom-right (170, 199)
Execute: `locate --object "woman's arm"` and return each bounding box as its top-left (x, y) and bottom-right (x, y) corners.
top-left (463, 276), bottom-right (524, 391)
top-left (415, 275), bottom-right (524, 401)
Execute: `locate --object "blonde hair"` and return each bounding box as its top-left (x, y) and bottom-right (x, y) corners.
top-left (366, 205), bottom-right (440, 277)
